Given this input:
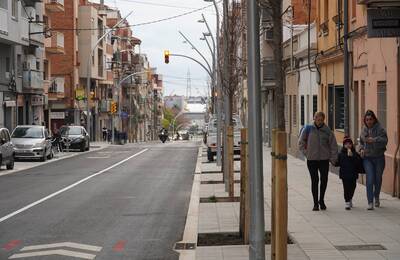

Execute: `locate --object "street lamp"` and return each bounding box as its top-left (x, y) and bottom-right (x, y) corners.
top-left (200, 1), bottom-right (222, 166)
top-left (86, 11), bottom-right (132, 140)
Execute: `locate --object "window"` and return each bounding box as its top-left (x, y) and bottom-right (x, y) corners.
top-left (313, 95), bottom-right (318, 116)
top-left (284, 95), bottom-right (289, 126)
top-left (335, 86), bottom-right (345, 129)
top-left (377, 81), bottom-right (387, 129)
top-left (5, 57), bottom-right (10, 73)
top-left (301, 95), bottom-right (305, 126)
top-left (293, 95), bottom-right (297, 127)
top-left (324, 0), bottom-right (329, 22)
top-left (11, 0), bottom-right (17, 19)
top-left (0, 0), bottom-right (7, 9)
top-left (361, 80), bottom-right (365, 117)
top-left (352, 0), bottom-right (356, 18)
top-left (17, 54), bottom-right (22, 77)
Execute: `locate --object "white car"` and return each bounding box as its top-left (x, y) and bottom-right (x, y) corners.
top-left (206, 116), bottom-right (242, 162)
top-left (12, 125), bottom-right (53, 161)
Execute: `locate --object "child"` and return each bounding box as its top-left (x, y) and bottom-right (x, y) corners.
top-left (336, 137), bottom-right (363, 210)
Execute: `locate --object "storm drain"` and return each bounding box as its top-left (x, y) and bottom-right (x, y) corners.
top-left (335, 244), bottom-right (386, 251)
top-left (174, 243), bottom-right (196, 250)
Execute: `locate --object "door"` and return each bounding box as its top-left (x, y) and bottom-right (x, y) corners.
top-left (328, 85), bottom-right (334, 130)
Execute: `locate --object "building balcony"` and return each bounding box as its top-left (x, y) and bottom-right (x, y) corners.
top-left (29, 22), bottom-right (44, 46)
top-left (45, 0), bottom-right (64, 12)
top-left (21, 17), bottom-right (30, 42)
top-left (48, 77), bottom-right (65, 99)
top-left (23, 70), bottom-right (43, 90)
top-left (45, 32), bottom-right (64, 54)
top-left (0, 8), bottom-right (8, 35)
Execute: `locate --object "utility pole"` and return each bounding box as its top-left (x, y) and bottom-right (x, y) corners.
top-left (344, 0), bottom-right (350, 136)
top-left (247, 0), bottom-right (265, 259)
top-left (223, 0), bottom-right (230, 191)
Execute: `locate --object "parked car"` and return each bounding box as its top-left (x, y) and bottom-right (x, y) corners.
top-left (59, 126), bottom-right (90, 152)
top-left (0, 128), bottom-right (15, 169)
top-left (178, 130), bottom-right (190, 140)
top-left (206, 115), bottom-right (242, 162)
top-left (11, 125), bottom-right (52, 161)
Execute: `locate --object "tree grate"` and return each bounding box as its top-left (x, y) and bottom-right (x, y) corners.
top-left (335, 244), bottom-right (386, 251)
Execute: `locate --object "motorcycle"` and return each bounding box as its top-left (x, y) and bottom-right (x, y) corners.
top-left (159, 129), bottom-right (168, 143)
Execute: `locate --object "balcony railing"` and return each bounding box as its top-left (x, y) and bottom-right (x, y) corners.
top-left (46, 31), bottom-right (64, 54)
top-left (45, 0), bottom-right (64, 12)
top-left (0, 8), bottom-right (8, 35)
top-left (23, 70), bottom-right (43, 89)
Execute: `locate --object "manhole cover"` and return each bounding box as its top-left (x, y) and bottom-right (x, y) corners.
top-left (175, 243), bottom-right (196, 250)
top-left (335, 244), bottom-right (386, 251)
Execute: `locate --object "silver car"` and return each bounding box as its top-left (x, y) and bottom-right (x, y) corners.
top-left (0, 128), bottom-right (15, 169)
top-left (11, 125), bottom-right (53, 161)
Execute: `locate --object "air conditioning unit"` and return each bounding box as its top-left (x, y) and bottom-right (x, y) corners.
top-left (264, 28), bottom-right (273, 41)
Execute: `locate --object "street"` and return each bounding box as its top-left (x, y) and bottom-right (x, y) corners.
top-left (0, 141), bottom-right (198, 260)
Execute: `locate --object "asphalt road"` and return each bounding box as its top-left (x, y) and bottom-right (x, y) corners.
top-left (0, 141), bottom-right (198, 260)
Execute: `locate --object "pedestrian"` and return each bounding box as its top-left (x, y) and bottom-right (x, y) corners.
top-left (335, 136), bottom-right (363, 210)
top-left (102, 127), bottom-right (108, 141)
top-left (359, 110), bottom-right (388, 210)
top-left (298, 111), bottom-right (338, 211)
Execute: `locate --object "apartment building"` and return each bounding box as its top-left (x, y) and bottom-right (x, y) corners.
top-left (315, 0), bottom-right (346, 142)
top-left (45, 0), bottom-right (79, 133)
top-left (350, 1), bottom-right (400, 194)
top-left (0, 0), bottom-right (44, 130)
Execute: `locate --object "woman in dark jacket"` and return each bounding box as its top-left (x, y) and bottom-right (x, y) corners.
top-left (336, 137), bottom-right (362, 210)
top-left (359, 110), bottom-right (388, 210)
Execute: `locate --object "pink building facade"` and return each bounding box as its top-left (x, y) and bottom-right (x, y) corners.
top-left (351, 3), bottom-right (400, 195)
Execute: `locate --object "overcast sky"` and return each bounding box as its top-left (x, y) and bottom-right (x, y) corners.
top-left (94, 0), bottom-right (220, 97)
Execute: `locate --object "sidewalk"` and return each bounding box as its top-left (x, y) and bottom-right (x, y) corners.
top-left (189, 144), bottom-right (400, 260)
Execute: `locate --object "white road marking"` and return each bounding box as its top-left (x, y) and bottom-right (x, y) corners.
top-left (20, 242), bottom-right (102, 252)
top-left (0, 149), bottom-right (148, 223)
top-left (9, 249), bottom-right (96, 259)
top-left (86, 156), bottom-right (110, 159)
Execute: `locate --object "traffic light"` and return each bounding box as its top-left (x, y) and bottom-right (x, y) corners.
top-left (164, 50), bottom-right (170, 64)
top-left (111, 101), bottom-right (117, 114)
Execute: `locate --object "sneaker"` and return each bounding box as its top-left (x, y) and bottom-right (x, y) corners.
top-left (312, 204), bottom-right (319, 211)
top-left (345, 202), bottom-right (351, 210)
top-left (367, 203), bottom-right (374, 210)
top-left (349, 200), bottom-right (353, 208)
top-left (319, 201), bottom-right (327, 211)
top-left (375, 198), bottom-right (380, 208)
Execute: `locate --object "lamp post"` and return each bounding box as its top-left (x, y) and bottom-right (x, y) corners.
top-left (200, 2), bottom-right (222, 166)
top-left (86, 11), bottom-right (132, 140)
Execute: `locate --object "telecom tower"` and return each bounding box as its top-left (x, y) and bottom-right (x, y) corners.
top-left (186, 69), bottom-right (191, 99)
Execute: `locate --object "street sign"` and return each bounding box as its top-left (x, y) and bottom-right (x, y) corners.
top-left (367, 8), bottom-right (400, 38)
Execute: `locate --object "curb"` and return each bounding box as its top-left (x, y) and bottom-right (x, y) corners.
top-left (176, 146), bottom-right (202, 260)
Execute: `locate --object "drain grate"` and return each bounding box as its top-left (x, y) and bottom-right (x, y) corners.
top-left (335, 244), bottom-right (386, 251)
top-left (175, 243), bottom-right (196, 250)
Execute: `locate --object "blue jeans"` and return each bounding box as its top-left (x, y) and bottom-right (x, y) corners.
top-left (363, 156), bottom-right (385, 204)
